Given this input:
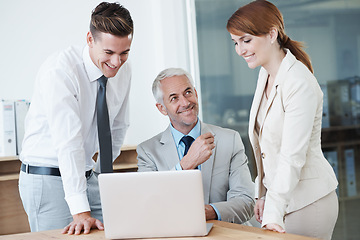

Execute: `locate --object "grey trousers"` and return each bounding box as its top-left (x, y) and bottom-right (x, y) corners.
top-left (18, 171), bottom-right (102, 232)
top-left (284, 190), bottom-right (338, 240)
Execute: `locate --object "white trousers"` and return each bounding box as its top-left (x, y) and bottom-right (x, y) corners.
top-left (284, 190), bottom-right (338, 240)
top-left (18, 171), bottom-right (102, 232)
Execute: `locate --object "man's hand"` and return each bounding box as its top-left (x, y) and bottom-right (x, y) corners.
top-left (205, 204), bottom-right (217, 220)
top-left (180, 132), bottom-right (215, 170)
top-left (254, 198), bottom-right (265, 223)
top-left (62, 211), bottom-right (104, 235)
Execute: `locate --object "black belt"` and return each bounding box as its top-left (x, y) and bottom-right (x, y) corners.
top-left (21, 163), bottom-right (92, 178)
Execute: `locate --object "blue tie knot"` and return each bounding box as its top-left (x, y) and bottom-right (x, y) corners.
top-left (181, 136), bottom-right (195, 156)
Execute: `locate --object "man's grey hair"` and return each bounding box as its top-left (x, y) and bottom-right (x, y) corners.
top-left (152, 68), bottom-right (195, 104)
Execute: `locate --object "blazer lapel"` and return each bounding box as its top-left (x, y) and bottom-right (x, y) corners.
top-left (160, 126), bottom-right (181, 170)
top-left (258, 49), bottom-right (297, 136)
top-left (200, 122), bottom-right (215, 204)
top-left (248, 68), bottom-right (268, 144)
top-left (258, 82), bottom-right (278, 135)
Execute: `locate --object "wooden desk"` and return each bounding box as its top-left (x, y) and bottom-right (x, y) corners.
top-left (0, 220), bottom-right (318, 240)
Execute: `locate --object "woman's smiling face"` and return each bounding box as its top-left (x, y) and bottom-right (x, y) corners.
top-left (230, 32), bottom-right (273, 69)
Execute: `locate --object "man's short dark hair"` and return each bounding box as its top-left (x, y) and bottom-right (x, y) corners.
top-left (90, 2), bottom-right (133, 40)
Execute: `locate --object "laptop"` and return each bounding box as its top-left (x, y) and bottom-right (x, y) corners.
top-left (98, 170), bottom-right (213, 239)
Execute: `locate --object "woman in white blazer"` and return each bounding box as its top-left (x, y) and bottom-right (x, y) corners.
top-left (226, 1), bottom-right (338, 239)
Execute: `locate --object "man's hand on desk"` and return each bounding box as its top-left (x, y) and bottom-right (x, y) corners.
top-left (62, 211), bottom-right (104, 235)
top-left (205, 204), bottom-right (217, 220)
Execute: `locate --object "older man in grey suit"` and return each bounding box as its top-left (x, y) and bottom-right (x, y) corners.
top-left (137, 68), bottom-right (254, 224)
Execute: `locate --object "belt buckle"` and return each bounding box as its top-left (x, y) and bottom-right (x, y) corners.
top-left (85, 169), bottom-right (92, 178)
top-left (26, 164), bottom-right (29, 174)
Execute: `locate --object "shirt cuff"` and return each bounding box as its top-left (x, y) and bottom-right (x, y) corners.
top-left (254, 176), bottom-right (259, 199)
top-left (175, 163), bottom-right (183, 171)
top-left (209, 203), bottom-right (221, 221)
top-left (65, 193), bottom-right (90, 215)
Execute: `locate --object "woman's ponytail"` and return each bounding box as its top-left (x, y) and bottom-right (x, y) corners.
top-left (280, 35), bottom-right (313, 73)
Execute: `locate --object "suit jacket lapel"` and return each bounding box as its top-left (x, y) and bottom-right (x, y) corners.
top-left (259, 81), bottom-right (278, 135)
top-left (248, 68), bottom-right (268, 144)
top-left (160, 126), bottom-right (181, 169)
top-left (259, 49), bottom-right (297, 136)
top-left (200, 122), bottom-right (215, 204)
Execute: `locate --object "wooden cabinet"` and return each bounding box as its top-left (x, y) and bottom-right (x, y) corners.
top-left (0, 145), bottom-right (138, 236)
top-left (0, 160), bottom-right (30, 235)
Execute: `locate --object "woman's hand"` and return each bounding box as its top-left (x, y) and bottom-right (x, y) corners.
top-left (254, 198), bottom-right (265, 223)
top-left (264, 223), bottom-right (285, 233)
top-left (255, 199), bottom-right (285, 233)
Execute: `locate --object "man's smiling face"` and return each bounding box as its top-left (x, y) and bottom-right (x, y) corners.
top-left (156, 75), bottom-right (199, 134)
top-left (87, 31), bottom-right (132, 78)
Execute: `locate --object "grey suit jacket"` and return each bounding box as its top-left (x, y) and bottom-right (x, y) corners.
top-left (137, 122), bottom-right (255, 224)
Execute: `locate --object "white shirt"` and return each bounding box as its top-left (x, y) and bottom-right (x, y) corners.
top-left (20, 45), bottom-right (131, 215)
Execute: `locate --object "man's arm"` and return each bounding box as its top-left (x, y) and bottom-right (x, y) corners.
top-left (42, 68), bottom-right (102, 234)
top-left (210, 131), bottom-right (255, 224)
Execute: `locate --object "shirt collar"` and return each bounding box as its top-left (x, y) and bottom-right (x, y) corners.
top-left (82, 45), bottom-right (103, 83)
top-left (170, 119), bottom-right (201, 147)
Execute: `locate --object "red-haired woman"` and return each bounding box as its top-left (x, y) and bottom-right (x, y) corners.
top-left (227, 1), bottom-right (338, 239)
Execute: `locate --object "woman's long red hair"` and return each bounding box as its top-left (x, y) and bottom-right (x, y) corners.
top-left (227, 0), bottom-right (313, 73)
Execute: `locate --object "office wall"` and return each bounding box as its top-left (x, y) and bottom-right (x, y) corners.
top-left (0, 0), bottom-right (193, 145)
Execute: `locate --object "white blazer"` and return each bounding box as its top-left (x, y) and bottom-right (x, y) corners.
top-left (248, 50), bottom-right (338, 228)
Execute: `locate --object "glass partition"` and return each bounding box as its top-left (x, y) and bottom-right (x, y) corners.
top-left (195, 0), bottom-right (360, 239)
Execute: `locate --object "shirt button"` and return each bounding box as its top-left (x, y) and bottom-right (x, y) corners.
top-left (261, 152), bottom-right (266, 159)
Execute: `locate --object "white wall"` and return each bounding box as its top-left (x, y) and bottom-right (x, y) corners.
top-left (0, 0), bottom-right (193, 145)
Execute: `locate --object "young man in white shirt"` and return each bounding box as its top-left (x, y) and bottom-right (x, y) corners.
top-left (19, 2), bottom-right (133, 235)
